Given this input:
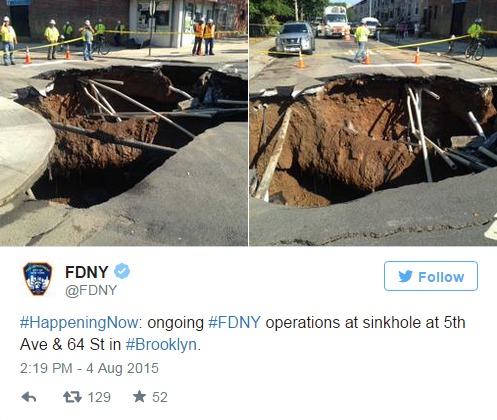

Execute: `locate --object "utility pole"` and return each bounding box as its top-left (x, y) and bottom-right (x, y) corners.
top-left (369, 0), bottom-right (372, 17)
top-left (294, 0), bottom-right (298, 21)
top-left (148, 0), bottom-right (157, 57)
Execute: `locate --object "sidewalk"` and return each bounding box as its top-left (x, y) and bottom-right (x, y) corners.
top-left (0, 98), bottom-right (55, 211)
top-left (377, 32), bottom-right (497, 71)
top-left (18, 36), bottom-right (248, 68)
top-left (249, 37), bottom-right (275, 79)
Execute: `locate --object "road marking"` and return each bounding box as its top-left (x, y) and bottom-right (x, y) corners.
top-left (484, 220), bottom-right (497, 241)
top-left (350, 62), bottom-right (452, 69)
top-left (141, 62), bottom-right (162, 67)
top-left (484, 211), bottom-right (497, 241)
top-left (466, 77), bottom-right (497, 84)
top-left (21, 60), bottom-right (80, 68)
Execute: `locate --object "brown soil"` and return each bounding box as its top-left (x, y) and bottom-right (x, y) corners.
top-left (250, 75), bottom-right (497, 207)
top-left (19, 65), bottom-right (247, 207)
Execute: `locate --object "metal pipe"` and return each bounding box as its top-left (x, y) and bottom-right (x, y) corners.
top-left (217, 99), bottom-right (247, 106)
top-left (468, 111), bottom-right (486, 139)
top-left (89, 111), bottom-right (212, 119)
top-left (85, 79), bottom-right (195, 139)
top-left (412, 129), bottom-right (457, 170)
top-left (408, 87), bottom-right (433, 182)
top-left (169, 85), bottom-right (193, 100)
top-left (406, 94), bottom-right (417, 142)
top-left (444, 150), bottom-right (488, 171)
top-left (478, 146), bottom-right (497, 164)
top-left (82, 86), bottom-right (114, 117)
top-left (90, 82), bottom-right (123, 122)
top-left (89, 84), bottom-right (105, 120)
top-left (51, 123), bottom-right (178, 154)
top-left (422, 88), bottom-right (440, 100)
top-left (90, 78), bottom-right (125, 85)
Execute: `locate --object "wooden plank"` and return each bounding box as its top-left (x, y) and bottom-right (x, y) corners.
top-left (254, 108), bottom-right (293, 200)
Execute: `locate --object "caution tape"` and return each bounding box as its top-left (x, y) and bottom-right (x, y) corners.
top-left (375, 34), bottom-right (469, 51)
top-left (104, 29), bottom-right (244, 36)
top-left (17, 37), bottom-right (81, 53)
top-left (259, 34), bottom-right (471, 57)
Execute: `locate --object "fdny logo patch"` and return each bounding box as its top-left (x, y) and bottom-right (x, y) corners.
top-left (23, 263), bottom-right (53, 296)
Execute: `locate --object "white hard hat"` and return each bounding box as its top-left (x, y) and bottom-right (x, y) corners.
top-left (85, 20), bottom-right (90, 25)
top-left (3, 16), bottom-right (10, 22)
top-left (208, 18), bottom-right (213, 24)
top-left (49, 19), bottom-right (56, 25)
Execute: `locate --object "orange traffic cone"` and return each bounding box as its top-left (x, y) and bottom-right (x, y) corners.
top-left (414, 47), bottom-right (421, 64)
top-left (296, 50), bottom-right (305, 68)
top-left (344, 27), bottom-right (351, 41)
top-left (65, 45), bottom-right (71, 60)
top-left (25, 46), bottom-right (32, 64)
top-left (363, 49), bottom-right (371, 65)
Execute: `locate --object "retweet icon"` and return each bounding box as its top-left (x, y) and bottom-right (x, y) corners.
top-left (398, 270), bottom-right (413, 283)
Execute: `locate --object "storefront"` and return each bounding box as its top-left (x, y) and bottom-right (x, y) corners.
top-left (129, 0), bottom-right (217, 48)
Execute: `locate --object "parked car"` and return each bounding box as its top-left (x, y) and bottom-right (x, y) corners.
top-left (275, 21), bottom-right (316, 55)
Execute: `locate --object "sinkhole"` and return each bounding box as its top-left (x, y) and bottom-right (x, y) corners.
top-left (250, 75), bottom-right (497, 207)
top-left (18, 64), bottom-right (247, 208)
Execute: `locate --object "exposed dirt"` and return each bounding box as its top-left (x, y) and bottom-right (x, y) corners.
top-left (19, 65), bottom-right (247, 207)
top-left (250, 75), bottom-right (497, 207)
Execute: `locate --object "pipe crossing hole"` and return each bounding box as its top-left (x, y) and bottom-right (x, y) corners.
top-left (18, 64), bottom-right (247, 208)
top-left (250, 75), bottom-right (497, 207)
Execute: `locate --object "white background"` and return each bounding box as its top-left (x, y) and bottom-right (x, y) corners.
top-left (1, 247), bottom-right (494, 420)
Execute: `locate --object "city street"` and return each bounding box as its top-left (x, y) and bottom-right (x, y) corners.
top-left (0, 39), bottom-right (249, 246)
top-left (249, 34), bottom-right (497, 246)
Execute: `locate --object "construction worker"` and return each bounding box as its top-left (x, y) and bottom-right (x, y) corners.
top-left (114, 20), bottom-right (125, 46)
top-left (353, 20), bottom-right (370, 63)
top-left (1, 16), bottom-right (17, 65)
top-left (95, 18), bottom-right (106, 43)
top-left (62, 21), bottom-right (74, 40)
top-left (192, 17), bottom-right (205, 55)
top-left (45, 19), bottom-right (59, 60)
top-left (79, 20), bottom-right (95, 61)
top-left (59, 20), bottom-right (73, 51)
top-left (467, 18), bottom-right (484, 49)
top-left (204, 18), bottom-right (215, 55)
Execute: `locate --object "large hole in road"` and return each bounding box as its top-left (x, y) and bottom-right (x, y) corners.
top-left (250, 75), bottom-right (497, 207)
top-left (18, 65), bottom-right (247, 208)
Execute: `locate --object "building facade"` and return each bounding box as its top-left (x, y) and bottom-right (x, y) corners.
top-left (0, 0), bottom-right (246, 47)
top-left (351, 0), bottom-right (497, 37)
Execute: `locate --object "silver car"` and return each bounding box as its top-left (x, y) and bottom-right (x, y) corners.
top-left (275, 22), bottom-right (316, 55)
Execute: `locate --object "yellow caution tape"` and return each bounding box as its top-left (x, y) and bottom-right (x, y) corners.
top-left (259, 34), bottom-right (471, 57)
top-left (104, 29), bottom-right (244, 36)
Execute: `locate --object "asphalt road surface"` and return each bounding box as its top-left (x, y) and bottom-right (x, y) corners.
top-left (0, 46), bottom-right (248, 246)
top-left (250, 35), bottom-right (497, 246)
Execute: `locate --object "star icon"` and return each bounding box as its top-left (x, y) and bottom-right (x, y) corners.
top-left (133, 390), bottom-right (146, 402)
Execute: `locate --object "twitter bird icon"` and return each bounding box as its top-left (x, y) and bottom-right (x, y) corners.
top-left (398, 270), bottom-right (413, 282)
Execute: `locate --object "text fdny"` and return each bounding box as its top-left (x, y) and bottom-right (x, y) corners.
top-left (66, 266), bottom-right (109, 278)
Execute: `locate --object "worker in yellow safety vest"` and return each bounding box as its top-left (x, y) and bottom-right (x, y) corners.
top-left (62, 21), bottom-right (73, 40)
top-left (1, 16), bottom-right (17, 65)
top-left (45, 19), bottom-right (60, 60)
top-left (353, 20), bottom-right (370, 63)
top-left (192, 17), bottom-right (205, 55)
top-left (114, 20), bottom-right (126, 46)
top-left (95, 19), bottom-right (106, 43)
top-left (204, 18), bottom-right (215, 55)
top-left (467, 18), bottom-right (483, 49)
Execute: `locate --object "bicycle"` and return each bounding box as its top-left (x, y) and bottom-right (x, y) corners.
top-left (465, 37), bottom-right (485, 61)
top-left (92, 35), bottom-right (110, 55)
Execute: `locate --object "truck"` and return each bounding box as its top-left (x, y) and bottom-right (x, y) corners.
top-left (321, 5), bottom-right (349, 38)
